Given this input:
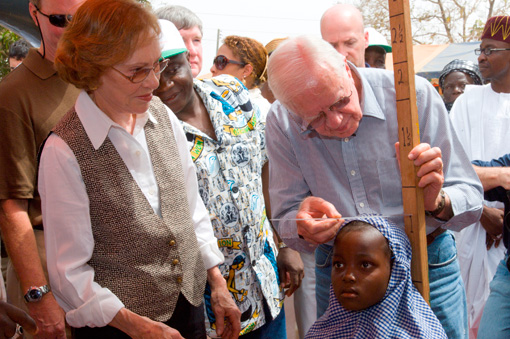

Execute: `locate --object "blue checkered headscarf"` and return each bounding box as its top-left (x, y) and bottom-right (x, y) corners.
top-left (305, 216), bottom-right (447, 339)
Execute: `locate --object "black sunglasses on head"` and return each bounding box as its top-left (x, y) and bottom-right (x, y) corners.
top-left (213, 55), bottom-right (246, 70)
top-left (34, 3), bottom-right (72, 28)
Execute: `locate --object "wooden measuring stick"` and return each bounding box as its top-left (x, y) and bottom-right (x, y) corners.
top-left (387, 0), bottom-right (430, 301)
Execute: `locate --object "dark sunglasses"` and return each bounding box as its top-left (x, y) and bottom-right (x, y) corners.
top-left (34, 3), bottom-right (72, 28)
top-left (213, 55), bottom-right (246, 70)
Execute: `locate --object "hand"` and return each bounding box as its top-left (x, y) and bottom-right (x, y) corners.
top-left (26, 294), bottom-right (67, 339)
top-left (480, 206), bottom-right (504, 250)
top-left (208, 267), bottom-right (241, 339)
top-left (0, 301), bottom-right (37, 339)
top-left (110, 308), bottom-right (184, 339)
top-left (395, 142), bottom-right (444, 212)
top-left (296, 197), bottom-right (343, 244)
top-left (277, 248), bottom-right (304, 297)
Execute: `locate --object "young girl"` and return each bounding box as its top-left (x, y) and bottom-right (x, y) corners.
top-left (305, 216), bottom-right (447, 338)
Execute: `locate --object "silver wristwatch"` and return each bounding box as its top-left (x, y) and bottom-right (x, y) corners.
top-left (24, 285), bottom-right (51, 302)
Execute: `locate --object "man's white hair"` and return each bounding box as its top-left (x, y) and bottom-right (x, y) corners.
top-left (267, 35), bottom-right (348, 113)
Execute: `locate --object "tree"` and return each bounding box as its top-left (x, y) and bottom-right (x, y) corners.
top-left (356, 0), bottom-right (509, 44)
top-left (0, 28), bottom-right (20, 80)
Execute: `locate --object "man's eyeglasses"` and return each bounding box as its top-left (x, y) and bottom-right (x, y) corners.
top-left (33, 3), bottom-right (72, 28)
top-left (474, 48), bottom-right (510, 56)
top-left (213, 55), bottom-right (246, 70)
top-left (112, 59), bottom-right (169, 84)
top-left (302, 90), bottom-right (353, 131)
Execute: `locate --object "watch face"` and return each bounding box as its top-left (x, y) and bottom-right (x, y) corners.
top-left (28, 288), bottom-right (43, 301)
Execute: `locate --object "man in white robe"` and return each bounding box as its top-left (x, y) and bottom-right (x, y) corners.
top-left (450, 15), bottom-right (510, 339)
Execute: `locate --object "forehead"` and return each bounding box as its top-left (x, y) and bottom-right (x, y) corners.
top-left (179, 26), bottom-right (202, 39)
top-left (217, 44), bottom-right (236, 59)
top-left (41, 0), bottom-right (84, 14)
top-left (120, 37), bottom-right (160, 66)
top-left (481, 38), bottom-right (510, 48)
top-left (322, 14), bottom-right (363, 42)
top-left (444, 71), bottom-right (470, 83)
top-left (334, 227), bottom-right (389, 255)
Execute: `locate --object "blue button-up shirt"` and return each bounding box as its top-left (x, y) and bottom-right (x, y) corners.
top-left (266, 66), bottom-right (483, 252)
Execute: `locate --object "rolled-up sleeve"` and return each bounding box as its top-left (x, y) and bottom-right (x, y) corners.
top-left (414, 75), bottom-right (484, 232)
top-left (39, 134), bottom-right (125, 328)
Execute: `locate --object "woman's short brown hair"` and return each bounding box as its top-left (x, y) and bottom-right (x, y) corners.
top-left (223, 35), bottom-right (268, 87)
top-left (55, 0), bottom-right (160, 91)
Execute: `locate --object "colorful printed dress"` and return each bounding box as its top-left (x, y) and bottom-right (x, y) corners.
top-left (181, 75), bottom-right (284, 336)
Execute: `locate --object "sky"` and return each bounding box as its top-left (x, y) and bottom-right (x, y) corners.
top-left (150, 0), bottom-right (342, 77)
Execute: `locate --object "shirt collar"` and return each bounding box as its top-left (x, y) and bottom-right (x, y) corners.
top-left (75, 91), bottom-right (156, 150)
top-left (23, 48), bottom-right (57, 80)
top-left (349, 63), bottom-right (386, 121)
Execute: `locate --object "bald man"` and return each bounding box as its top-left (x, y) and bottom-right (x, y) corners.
top-left (320, 4), bottom-right (369, 67)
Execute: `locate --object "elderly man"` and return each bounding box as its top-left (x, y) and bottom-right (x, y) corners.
top-left (0, 0), bottom-right (83, 337)
top-left (266, 35), bottom-right (483, 339)
top-left (320, 4), bottom-right (368, 67)
top-left (449, 16), bottom-right (510, 338)
top-left (155, 5), bottom-right (203, 77)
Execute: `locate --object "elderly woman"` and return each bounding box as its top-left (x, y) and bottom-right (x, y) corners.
top-left (154, 21), bottom-right (303, 338)
top-left (210, 35), bottom-right (271, 115)
top-left (38, 0), bottom-right (240, 338)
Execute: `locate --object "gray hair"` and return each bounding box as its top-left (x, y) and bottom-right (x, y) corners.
top-left (155, 5), bottom-right (202, 35)
top-left (267, 35), bottom-right (348, 113)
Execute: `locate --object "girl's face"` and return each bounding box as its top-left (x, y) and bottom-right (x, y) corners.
top-left (332, 227), bottom-right (392, 311)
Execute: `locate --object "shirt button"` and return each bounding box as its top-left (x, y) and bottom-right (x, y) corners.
top-left (135, 150), bottom-right (141, 156)
top-left (343, 138), bottom-right (349, 142)
top-left (359, 202), bottom-right (365, 208)
top-left (176, 276), bottom-right (182, 284)
top-left (169, 240), bottom-right (176, 246)
top-left (149, 189), bottom-right (155, 195)
top-left (350, 170), bottom-right (356, 176)
top-left (172, 259), bottom-right (179, 265)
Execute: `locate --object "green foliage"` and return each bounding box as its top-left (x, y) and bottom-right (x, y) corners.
top-left (0, 28), bottom-right (21, 81)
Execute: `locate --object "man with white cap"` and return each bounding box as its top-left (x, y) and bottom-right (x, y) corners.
top-left (364, 27), bottom-right (392, 69)
top-left (155, 20), bottom-right (304, 338)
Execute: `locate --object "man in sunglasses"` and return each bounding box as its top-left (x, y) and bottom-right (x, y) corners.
top-left (0, 0), bottom-right (84, 337)
top-left (448, 16), bottom-right (510, 338)
top-left (266, 35), bottom-right (483, 339)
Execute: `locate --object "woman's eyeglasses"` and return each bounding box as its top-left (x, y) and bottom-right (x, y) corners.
top-left (112, 59), bottom-right (169, 84)
top-left (213, 55), bottom-right (246, 70)
top-left (34, 4), bottom-right (72, 28)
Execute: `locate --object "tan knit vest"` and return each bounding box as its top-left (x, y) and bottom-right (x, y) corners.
top-left (52, 98), bottom-right (206, 321)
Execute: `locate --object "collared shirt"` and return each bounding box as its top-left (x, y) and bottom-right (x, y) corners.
top-left (267, 66), bottom-right (483, 253)
top-left (182, 76), bottom-right (283, 335)
top-left (0, 48), bottom-right (80, 226)
top-left (39, 91), bottom-right (223, 327)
